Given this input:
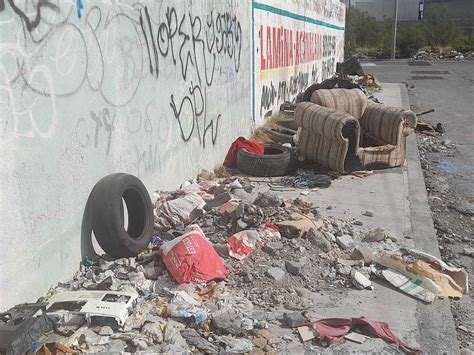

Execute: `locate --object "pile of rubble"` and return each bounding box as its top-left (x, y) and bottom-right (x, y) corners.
top-left (413, 50), bottom-right (474, 61)
top-left (3, 170), bottom-right (467, 354)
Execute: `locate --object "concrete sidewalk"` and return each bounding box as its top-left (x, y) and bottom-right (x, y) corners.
top-left (253, 84), bottom-right (459, 353)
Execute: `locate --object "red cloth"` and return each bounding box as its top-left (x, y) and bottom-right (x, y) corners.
top-left (223, 137), bottom-right (264, 168)
top-left (312, 317), bottom-right (420, 355)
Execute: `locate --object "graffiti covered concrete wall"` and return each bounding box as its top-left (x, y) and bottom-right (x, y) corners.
top-left (0, 0), bottom-right (343, 310)
top-left (0, 0), bottom-right (251, 310)
top-left (253, 0), bottom-right (345, 121)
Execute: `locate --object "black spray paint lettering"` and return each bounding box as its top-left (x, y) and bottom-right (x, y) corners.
top-left (139, 6), bottom-right (241, 86)
top-left (1, 0), bottom-right (59, 32)
top-left (76, 108), bottom-right (115, 154)
top-left (134, 143), bottom-right (161, 175)
top-left (170, 83), bottom-right (220, 147)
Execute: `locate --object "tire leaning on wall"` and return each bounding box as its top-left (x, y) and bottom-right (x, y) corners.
top-left (236, 143), bottom-right (292, 177)
top-left (89, 173), bottom-right (153, 258)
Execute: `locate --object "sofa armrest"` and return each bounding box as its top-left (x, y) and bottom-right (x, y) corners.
top-left (360, 102), bottom-right (417, 146)
top-left (295, 102), bottom-right (359, 143)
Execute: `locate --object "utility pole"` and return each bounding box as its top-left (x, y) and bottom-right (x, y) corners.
top-left (391, 0), bottom-right (399, 59)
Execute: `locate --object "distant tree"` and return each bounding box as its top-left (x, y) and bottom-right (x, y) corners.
top-left (345, 8), bottom-right (391, 56)
top-left (422, 5), bottom-right (458, 47)
top-left (397, 23), bottom-right (426, 57)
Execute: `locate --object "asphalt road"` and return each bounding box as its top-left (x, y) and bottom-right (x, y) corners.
top-left (361, 60), bottom-right (474, 202)
top-left (361, 59), bottom-right (474, 351)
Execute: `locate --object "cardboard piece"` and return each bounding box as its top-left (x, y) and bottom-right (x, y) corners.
top-left (344, 332), bottom-right (369, 344)
top-left (297, 325), bottom-right (317, 342)
top-left (374, 248), bottom-right (468, 301)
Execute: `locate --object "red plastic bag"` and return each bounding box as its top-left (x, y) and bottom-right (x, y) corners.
top-left (159, 225), bottom-right (228, 284)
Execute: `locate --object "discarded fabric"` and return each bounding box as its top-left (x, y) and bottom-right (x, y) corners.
top-left (311, 317), bottom-right (420, 355)
top-left (223, 137), bottom-right (264, 168)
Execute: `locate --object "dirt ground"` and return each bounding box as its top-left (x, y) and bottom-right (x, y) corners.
top-left (416, 129), bottom-right (474, 349)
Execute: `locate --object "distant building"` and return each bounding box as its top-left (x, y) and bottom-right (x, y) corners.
top-left (424, 0), bottom-right (474, 32)
top-left (348, 0), bottom-right (473, 32)
top-left (350, 0), bottom-right (423, 21)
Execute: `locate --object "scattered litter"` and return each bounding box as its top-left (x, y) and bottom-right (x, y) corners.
top-left (279, 172), bottom-right (332, 189)
top-left (362, 210), bottom-right (375, 217)
top-left (351, 270), bottom-right (374, 290)
top-left (352, 170), bottom-right (374, 178)
top-left (297, 325), bottom-right (317, 342)
top-left (344, 332), bottom-right (369, 344)
top-left (310, 317), bottom-right (420, 354)
top-left (373, 248), bottom-right (468, 302)
top-left (42, 290), bottom-right (138, 326)
top-left (160, 225), bottom-right (227, 284)
top-left (227, 230), bottom-right (260, 260)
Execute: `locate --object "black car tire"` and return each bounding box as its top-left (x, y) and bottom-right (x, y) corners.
top-left (237, 143), bottom-right (291, 177)
top-left (89, 173), bottom-right (153, 258)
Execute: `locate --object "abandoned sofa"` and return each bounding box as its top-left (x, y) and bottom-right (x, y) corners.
top-left (294, 88), bottom-right (417, 173)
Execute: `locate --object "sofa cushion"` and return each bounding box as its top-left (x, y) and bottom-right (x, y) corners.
top-left (310, 88), bottom-right (368, 119)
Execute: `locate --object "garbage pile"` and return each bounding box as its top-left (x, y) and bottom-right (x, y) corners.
top-left (3, 173), bottom-right (468, 354)
top-left (414, 50), bottom-right (474, 61)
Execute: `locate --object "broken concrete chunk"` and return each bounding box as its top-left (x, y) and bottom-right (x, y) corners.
top-left (307, 228), bottom-right (332, 252)
top-left (276, 219), bottom-right (321, 239)
top-left (141, 322), bottom-right (163, 343)
top-left (364, 228), bottom-right (386, 242)
top-left (351, 246), bottom-right (374, 265)
top-left (218, 335), bottom-right (253, 353)
top-left (265, 267), bottom-right (286, 281)
top-left (254, 193), bottom-right (282, 208)
top-left (461, 248), bottom-right (474, 257)
top-left (220, 200), bottom-right (244, 220)
top-left (181, 328), bottom-right (219, 353)
top-left (263, 241), bottom-right (284, 254)
top-left (285, 258), bottom-right (307, 275)
top-left (336, 234), bottom-right (354, 250)
top-left (336, 264), bottom-right (352, 276)
top-left (99, 326), bottom-right (114, 336)
top-left (351, 270), bottom-right (373, 290)
top-left (353, 219), bottom-right (364, 226)
top-left (204, 192), bottom-right (232, 210)
top-left (212, 310), bottom-right (247, 336)
top-left (283, 312), bottom-right (307, 328)
top-left (132, 338), bottom-right (148, 350)
top-left (362, 210), bottom-right (375, 217)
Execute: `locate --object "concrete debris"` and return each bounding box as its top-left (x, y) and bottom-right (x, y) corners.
top-left (263, 241), bottom-right (284, 254)
top-left (351, 246), bottom-right (374, 265)
top-left (285, 258), bottom-right (307, 275)
top-left (351, 270), bottom-right (374, 290)
top-left (265, 267), bottom-right (286, 281)
top-left (141, 322), bottom-right (163, 343)
top-left (217, 335), bottom-right (253, 353)
top-left (181, 328), bottom-right (219, 353)
top-left (364, 228), bottom-right (386, 242)
top-left (362, 209), bottom-right (375, 217)
top-left (5, 173), bottom-right (453, 354)
top-left (284, 312), bottom-right (308, 328)
top-left (336, 234), bottom-right (354, 250)
top-left (307, 228), bottom-right (332, 252)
